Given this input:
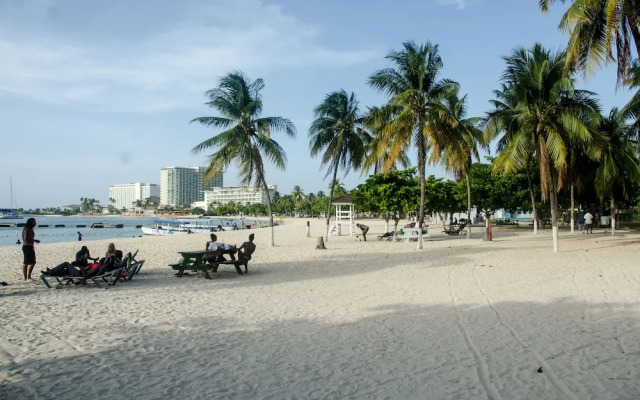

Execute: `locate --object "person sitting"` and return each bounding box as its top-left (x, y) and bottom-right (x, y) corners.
top-left (205, 234), bottom-right (237, 261)
top-left (79, 244), bottom-right (121, 284)
top-left (73, 246), bottom-right (98, 268)
top-left (237, 234), bottom-right (256, 261)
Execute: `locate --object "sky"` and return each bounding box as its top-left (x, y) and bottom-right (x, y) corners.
top-left (0, 0), bottom-right (635, 209)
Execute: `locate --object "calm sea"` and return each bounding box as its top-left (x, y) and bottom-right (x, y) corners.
top-left (0, 216), bottom-right (262, 247)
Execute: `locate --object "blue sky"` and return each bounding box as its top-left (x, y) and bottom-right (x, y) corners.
top-left (0, 0), bottom-right (635, 209)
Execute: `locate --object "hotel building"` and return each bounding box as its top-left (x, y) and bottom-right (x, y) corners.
top-left (199, 185), bottom-right (276, 209)
top-left (160, 166), bottom-right (223, 207)
top-left (108, 183), bottom-right (160, 211)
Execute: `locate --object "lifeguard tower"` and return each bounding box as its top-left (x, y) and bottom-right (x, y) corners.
top-left (330, 195), bottom-right (355, 236)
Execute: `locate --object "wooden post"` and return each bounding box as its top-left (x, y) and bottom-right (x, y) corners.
top-left (306, 221), bottom-right (311, 238)
top-left (316, 237), bottom-right (326, 250)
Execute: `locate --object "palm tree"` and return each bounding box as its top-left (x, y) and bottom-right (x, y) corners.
top-left (430, 89), bottom-right (485, 238)
top-left (486, 84), bottom-right (543, 235)
top-left (309, 90), bottom-right (367, 241)
top-left (369, 41), bottom-right (458, 249)
top-left (621, 62), bottom-right (640, 131)
top-left (361, 106), bottom-right (412, 174)
top-left (291, 185), bottom-right (305, 208)
top-left (594, 108), bottom-right (639, 235)
top-left (539, 0), bottom-right (640, 86)
top-left (191, 71), bottom-right (296, 246)
top-left (486, 44), bottom-right (600, 252)
top-left (328, 179), bottom-right (347, 196)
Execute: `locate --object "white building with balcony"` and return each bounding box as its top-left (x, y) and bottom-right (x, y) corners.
top-left (201, 185), bottom-right (276, 208)
top-left (108, 183), bottom-right (160, 211)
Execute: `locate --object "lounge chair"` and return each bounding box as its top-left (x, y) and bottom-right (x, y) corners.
top-left (40, 255), bottom-right (127, 289)
top-left (442, 223), bottom-right (467, 236)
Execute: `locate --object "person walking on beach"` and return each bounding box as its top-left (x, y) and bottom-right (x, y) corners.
top-left (356, 223), bottom-right (369, 241)
top-left (584, 211), bottom-right (594, 234)
top-left (577, 209), bottom-right (585, 233)
top-left (22, 217), bottom-right (40, 282)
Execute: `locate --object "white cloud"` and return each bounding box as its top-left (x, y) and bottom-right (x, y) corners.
top-left (0, 0), bottom-right (379, 112)
top-left (437, 0), bottom-right (468, 10)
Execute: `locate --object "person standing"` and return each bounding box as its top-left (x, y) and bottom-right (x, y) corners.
top-left (577, 209), bottom-right (585, 233)
top-left (584, 211), bottom-right (594, 234)
top-left (356, 223), bottom-right (369, 241)
top-left (77, 231), bottom-right (83, 241)
top-left (22, 217), bottom-right (40, 282)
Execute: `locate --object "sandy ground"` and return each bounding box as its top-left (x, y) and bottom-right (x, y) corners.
top-left (1, 219), bottom-right (640, 399)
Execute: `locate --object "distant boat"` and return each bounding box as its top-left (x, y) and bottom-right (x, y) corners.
top-left (0, 177), bottom-right (23, 220)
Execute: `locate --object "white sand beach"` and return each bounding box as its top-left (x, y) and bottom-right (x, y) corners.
top-left (1, 218), bottom-right (640, 399)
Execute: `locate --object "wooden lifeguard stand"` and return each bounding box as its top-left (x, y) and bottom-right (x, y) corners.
top-left (332, 194), bottom-right (355, 236)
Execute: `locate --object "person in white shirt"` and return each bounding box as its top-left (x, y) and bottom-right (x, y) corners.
top-left (584, 211), bottom-right (594, 234)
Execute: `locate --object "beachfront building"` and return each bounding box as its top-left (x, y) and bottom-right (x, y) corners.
top-left (160, 167), bottom-right (223, 207)
top-left (109, 183), bottom-right (160, 211)
top-left (200, 185), bottom-right (276, 208)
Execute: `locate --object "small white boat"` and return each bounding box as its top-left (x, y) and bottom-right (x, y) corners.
top-left (1, 177), bottom-right (23, 219)
top-left (0, 209), bottom-right (22, 219)
top-left (141, 226), bottom-right (190, 236)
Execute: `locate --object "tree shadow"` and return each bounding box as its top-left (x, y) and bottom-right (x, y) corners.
top-left (2, 299), bottom-right (639, 399)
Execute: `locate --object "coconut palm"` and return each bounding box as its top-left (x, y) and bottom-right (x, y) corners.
top-left (361, 106), bottom-right (412, 175)
top-left (309, 90), bottom-right (367, 241)
top-left (486, 84), bottom-right (543, 234)
top-left (328, 179), bottom-right (348, 196)
top-left (594, 108), bottom-right (639, 235)
top-left (191, 71), bottom-right (296, 247)
top-left (539, 0), bottom-right (640, 86)
top-left (430, 89), bottom-right (486, 238)
top-left (486, 43), bottom-right (600, 252)
top-left (621, 62), bottom-right (640, 131)
top-left (368, 40), bottom-right (458, 249)
top-left (291, 185), bottom-right (305, 208)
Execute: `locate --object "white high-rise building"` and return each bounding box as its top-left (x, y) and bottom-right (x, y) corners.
top-left (202, 185), bottom-right (276, 208)
top-left (108, 183), bottom-right (160, 211)
top-left (160, 166), bottom-right (223, 207)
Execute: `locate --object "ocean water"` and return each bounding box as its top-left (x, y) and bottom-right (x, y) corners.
top-left (0, 216), bottom-right (263, 247)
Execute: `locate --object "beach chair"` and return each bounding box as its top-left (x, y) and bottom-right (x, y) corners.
top-left (442, 223), bottom-right (467, 236)
top-left (117, 250), bottom-right (145, 281)
top-left (41, 256), bottom-right (125, 289)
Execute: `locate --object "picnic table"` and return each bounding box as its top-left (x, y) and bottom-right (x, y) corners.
top-left (169, 250), bottom-right (244, 279)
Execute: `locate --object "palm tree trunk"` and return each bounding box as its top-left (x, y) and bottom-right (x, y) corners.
top-left (611, 195), bottom-right (616, 236)
top-left (549, 172), bottom-right (559, 252)
top-left (526, 161), bottom-right (538, 235)
top-left (385, 212), bottom-right (390, 233)
top-left (465, 172), bottom-right (472, 239)
top-left (324, 163), bottom-right (339, 241)
top-left (570, 183), bottom-right (575, 234)
top-left (260, 174), bottom-right (276, 247)
top-left (416, 124), bottom-right (426, 250)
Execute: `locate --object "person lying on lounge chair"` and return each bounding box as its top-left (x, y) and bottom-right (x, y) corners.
top-left (78, 249), bottom-right (123, 284)
top-left (377, 231), bottom-right (395, 240)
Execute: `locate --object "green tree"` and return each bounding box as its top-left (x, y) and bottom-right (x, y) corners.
top-left (351, 169), bottom-right (420, 235)
top-left (191, 71), bottom-right (296, 246)
top-left (540, 0), bottom-right (640, 86)
top-left (486, 44), bottom-right (600, 251)
top-left (368, 41), bottom-right (458, 249)
top-left (594, 108), bottom-right (640, 234)
top-left (361, 106), bottom-right (412, 174)
top-left (309, 90), bottom-right (367, 240)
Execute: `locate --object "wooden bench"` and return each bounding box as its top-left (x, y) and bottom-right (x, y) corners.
top-left (170, 259), bottom-right (248, 279)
